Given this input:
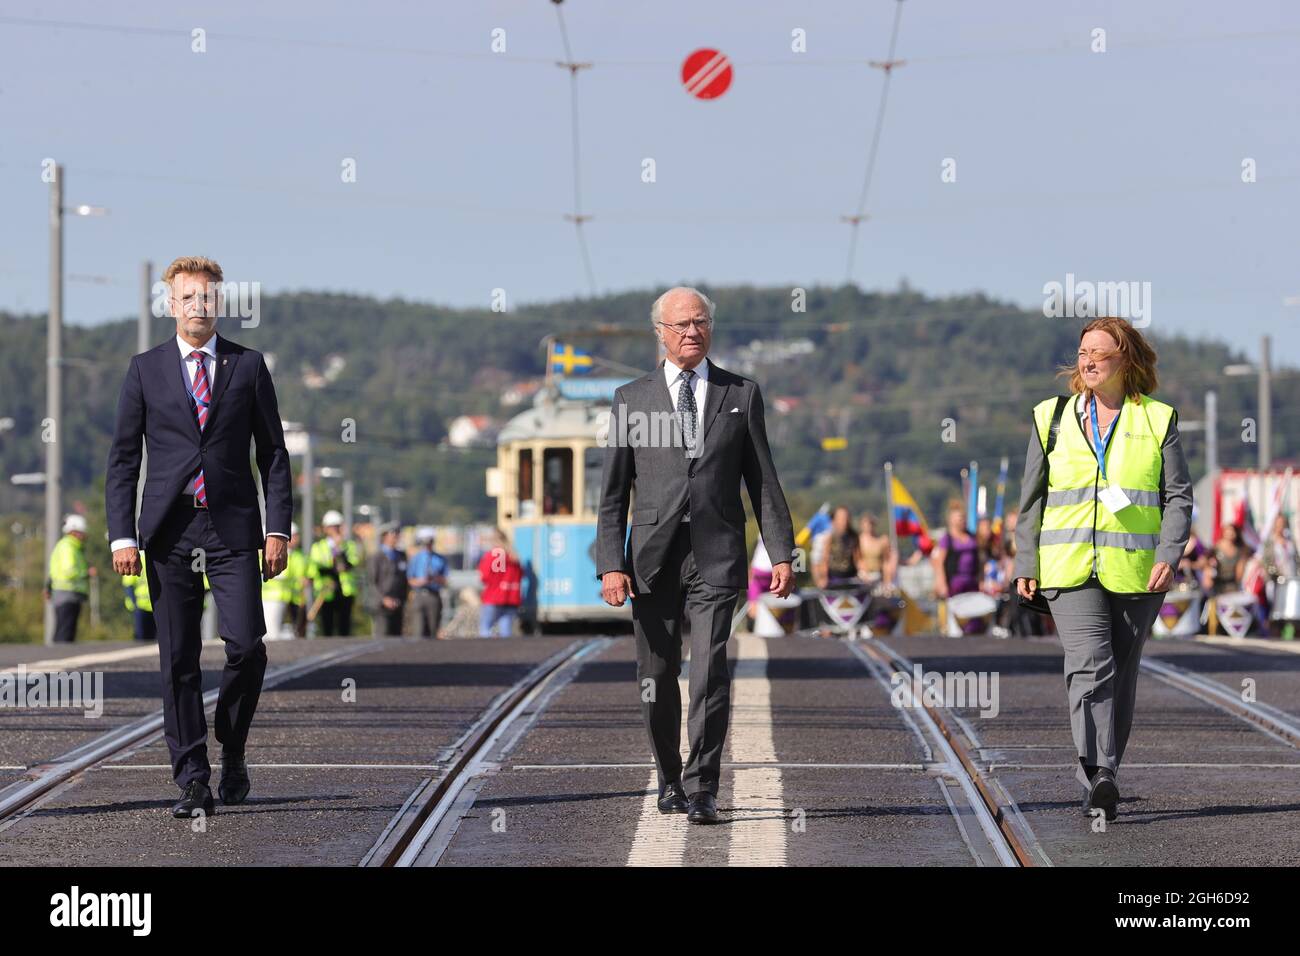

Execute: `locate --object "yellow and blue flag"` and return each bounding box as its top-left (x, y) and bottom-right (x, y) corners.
top-left (550, 341), bottom-right (595, 376)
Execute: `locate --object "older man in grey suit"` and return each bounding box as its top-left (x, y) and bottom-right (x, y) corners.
top-left (596, 287), bottom-right (795, 824)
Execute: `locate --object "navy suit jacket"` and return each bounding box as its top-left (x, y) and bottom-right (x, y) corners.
top-left (105, 334), bottom-right (293, 552)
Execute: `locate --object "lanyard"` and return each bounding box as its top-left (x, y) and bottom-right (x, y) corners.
top-left (1088, 395), bottom-right (1117, 480)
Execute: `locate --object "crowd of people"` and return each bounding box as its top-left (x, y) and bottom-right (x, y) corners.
top-left (796, 500), bottom-right (1046, 638)
top-left (43, 509), bottom-right (525, 644)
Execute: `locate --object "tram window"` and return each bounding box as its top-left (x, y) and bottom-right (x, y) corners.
top-left (543, 448), bottom-right (573, 516)
top-left (518, 449), bottom-right (536, 518)
top-left (583, 447), bottom-right (603, 515)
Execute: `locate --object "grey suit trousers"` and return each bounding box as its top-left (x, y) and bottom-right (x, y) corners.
top-left (1045, 574), bottom-right (1163, 790)
top-left (633, 524), bottom-right (741, 797)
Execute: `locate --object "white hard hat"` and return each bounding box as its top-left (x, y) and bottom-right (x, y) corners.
top-left (290, 521), bottom-right (299, 535)
top-left (415, 526), bottom-right (435, 543)
top-left (322, 510), bottom-right (343, 527)
top-left (63, 514), bottom-right (88, 534)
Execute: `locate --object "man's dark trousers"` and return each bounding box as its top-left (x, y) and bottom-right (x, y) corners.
top-left (633, 523), bottom-right (740, 797)
top-left (145, 500), bottom-right (267, 788)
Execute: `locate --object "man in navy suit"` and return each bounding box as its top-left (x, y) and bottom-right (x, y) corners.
top-left (106, 256), bottom-right (293, 818)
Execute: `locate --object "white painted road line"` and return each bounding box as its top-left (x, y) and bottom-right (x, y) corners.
top-left (626, 673), bottom-right (691, 867)
top-left (1, 643), bottom-right (159, 675)
top-left (726, 635), bottom-right (787, 867)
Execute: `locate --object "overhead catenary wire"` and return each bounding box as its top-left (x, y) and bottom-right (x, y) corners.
top-left (844, 0), bottom-right (906, 283)
top-left (553, 1), bottom-right (597, 296)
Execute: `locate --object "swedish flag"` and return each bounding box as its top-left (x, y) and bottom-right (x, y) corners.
top-left (550, 341), bottom-right (595, 376)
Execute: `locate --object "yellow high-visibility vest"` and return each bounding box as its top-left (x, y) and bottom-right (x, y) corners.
top-left (1032, 392), bottom-right (1174, 593)
top-left (309, 538), bottom-right (360, 600)
top-left (49, 534), bottom-right (89, 595)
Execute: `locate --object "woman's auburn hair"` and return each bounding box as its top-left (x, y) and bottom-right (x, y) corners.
top-left (1057, 316), bottom-right (1158, 400)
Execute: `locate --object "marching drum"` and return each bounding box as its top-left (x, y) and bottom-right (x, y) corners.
top-left (944, 591), bottom-right (998, 637)
top-left (1214, 591), bottom-right (1258, 638)
top-left (1269, 577), bottom-right (1300, 624)
top-left (1153, 583), bottom-right (1203, 638)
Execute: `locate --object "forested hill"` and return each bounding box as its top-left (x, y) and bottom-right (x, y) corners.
top-left (0, 285), bottom-right (1291, 528)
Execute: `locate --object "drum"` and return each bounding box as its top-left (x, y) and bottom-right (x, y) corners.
top-left (944, 591), bottom-right (998, 637)
top-left (752, 593), bottom-right (802, 637)
top-left (1215, 591), bottom-right (1257, 638)
top-left (1269, 578), bottom-right (1300, 623)
top-left (1153, 584), bottom-right (1202, 637)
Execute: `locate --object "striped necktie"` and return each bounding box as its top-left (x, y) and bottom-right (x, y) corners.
top-left (190, 350), bottom-right (211, 506)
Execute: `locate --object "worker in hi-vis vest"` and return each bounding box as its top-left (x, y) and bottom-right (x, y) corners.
top-left (1014, 317), bottom-right (1192, 822)
top-left (308, 510), bottom-right (360, 636)
top-left (261, 521), bottom-right (305, 640)
top-left (46, 514), bottom-right (95, 643)
top-left (122, 550), bottom-right (156, 642)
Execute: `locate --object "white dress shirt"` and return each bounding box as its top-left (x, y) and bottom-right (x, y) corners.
top-left (109, 333), bottom-right (287, 552)
top-left (664, 356), bottom-right (709, 433)
top-left (664, 357), bottom-right (710, 522)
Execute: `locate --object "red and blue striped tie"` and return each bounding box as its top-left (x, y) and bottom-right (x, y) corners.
top-left (190, 350), bottom-right (211, 506)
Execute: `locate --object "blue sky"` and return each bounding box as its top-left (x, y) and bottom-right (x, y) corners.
top-left (2, 0), bottom-right (1297, 364)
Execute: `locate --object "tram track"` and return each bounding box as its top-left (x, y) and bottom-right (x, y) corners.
top-left (0, 641), bottom-right (390, 826)
top-left (362, 637), bottom-right (610, 867)
top-left (848, 635), bottom-right (1047, 867)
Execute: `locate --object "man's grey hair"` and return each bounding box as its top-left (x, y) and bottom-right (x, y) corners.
top-left (650, 287), bottom-right (716, 329)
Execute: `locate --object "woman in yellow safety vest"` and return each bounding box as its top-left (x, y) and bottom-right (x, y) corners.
top-left (1013, 317), bottom-right (1192, 822)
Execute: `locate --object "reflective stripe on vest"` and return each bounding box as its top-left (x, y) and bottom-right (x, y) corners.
top-left (1033, 393), bottom-right (1173, 592)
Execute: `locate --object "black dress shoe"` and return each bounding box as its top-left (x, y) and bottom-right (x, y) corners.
top-left (657, 781), bottom-right (688, 814)
top-left (171, 781), bottom-right (214, 818)
top-left (218, 752), bottom-right (251, 806)
top-left (1086, 768), bottom-right (1119, 822)
top-left (687, 791), bottom-right (720, 824)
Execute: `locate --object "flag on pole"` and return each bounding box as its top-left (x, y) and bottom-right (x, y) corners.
top-left (795, 503), bottom-right (833, 549)
top-left (891, 476), bottom-right (933, 555)
top-left (992, 456), bottom-right (1009, 537)
top-left (966, 461), bottom-right (979, 534)
top-left (549, 341), bottom-right (595, 376)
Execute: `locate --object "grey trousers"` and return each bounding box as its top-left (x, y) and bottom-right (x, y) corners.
top-left (1045, 574), bottom-right (1163, 791)
top-left (410, 589), bottom-right (442, 638)
top-left (631, 524), bottom-right (741, 797)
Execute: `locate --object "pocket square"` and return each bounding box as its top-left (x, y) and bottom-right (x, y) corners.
top-left (730, 407), bottom-right (740, 413)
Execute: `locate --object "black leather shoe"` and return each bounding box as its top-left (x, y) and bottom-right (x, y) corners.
top-left (218, 752), bottom-right (251, 806)
top-left (687, 791), bottom-right (720, 824)
top-left (171, 781), bottom-right (214, 818)
top-left (657, 781), bottom-right (688, 814)
top-left (1087, 768), bottom-right (1119, 822)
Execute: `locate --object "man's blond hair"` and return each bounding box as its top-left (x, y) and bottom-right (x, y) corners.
top-left (162, 256), bottom-right (223, 286)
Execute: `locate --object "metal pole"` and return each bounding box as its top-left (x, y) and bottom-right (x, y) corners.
top-left (1205, 389), bottom-right (1218, 482)
top-left (303, 441), bottom-right (315, 558)
top-left (1259, 335), bottom-right (1272, 471)
top-left (44, 164), bottom-right (64, 645)
top-left (883, 461), bottom-right (899, 559)
top-left (302, 439), bottom-right (315, 638)
top-left (342, 479), bottom-right (354, 539)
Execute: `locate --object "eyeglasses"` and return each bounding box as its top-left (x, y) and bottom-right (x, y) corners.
top-left (1077, 348), bottom-right (1119, 363)
top-left (658, 319), bottom-right (713, 335)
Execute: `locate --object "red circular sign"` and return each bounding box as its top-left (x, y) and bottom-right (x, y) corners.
top-left (681, 48), bottom-right (732, 100)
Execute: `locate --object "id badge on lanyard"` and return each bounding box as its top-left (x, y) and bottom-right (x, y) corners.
top-left (1091, 397), bottom-right (1131, 513)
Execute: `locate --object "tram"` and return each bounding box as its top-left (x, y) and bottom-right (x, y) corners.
top-left (486, 372), bottom-right (635, 631)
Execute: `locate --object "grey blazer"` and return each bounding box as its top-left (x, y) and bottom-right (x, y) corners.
top-left (595, 359), bottom-right (796, 593)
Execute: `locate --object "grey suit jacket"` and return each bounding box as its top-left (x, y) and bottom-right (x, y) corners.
top-left (595, 359), bottom-right (796, 593)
